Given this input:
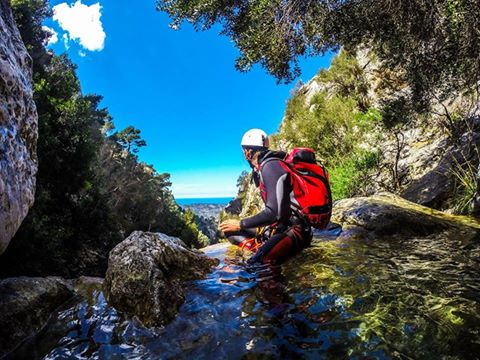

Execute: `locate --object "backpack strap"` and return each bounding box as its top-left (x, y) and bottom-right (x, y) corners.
top-left (258, 156), bottom-right (286, 185)
top-left (258, 156), bottom-right (284, 170)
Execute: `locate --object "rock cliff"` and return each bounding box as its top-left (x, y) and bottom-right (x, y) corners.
top-left (0, 0), bottom-right (38, 255)
top-left (231, 49), bottom-right (480, 216)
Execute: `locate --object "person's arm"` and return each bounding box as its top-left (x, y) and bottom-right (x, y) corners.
top-left (240, 160), bottom-right (291, 229)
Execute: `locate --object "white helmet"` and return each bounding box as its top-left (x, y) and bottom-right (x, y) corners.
top-left (241, 129), bottom-right (269, 148)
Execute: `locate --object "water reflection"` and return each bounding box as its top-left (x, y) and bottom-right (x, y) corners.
top-left (10, 227), bottom-right (480, 360)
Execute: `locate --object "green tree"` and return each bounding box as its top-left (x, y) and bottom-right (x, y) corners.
top-left (113, 125), bottom-right (147, 154)
top-left (0, 0), bottom-right (206, 277)
top-left (10, 0), bottom-right (51, 71)
top-left (157, 0), bottom-right (480, 110)
top-left (236, 170), bottom-right (249, 188)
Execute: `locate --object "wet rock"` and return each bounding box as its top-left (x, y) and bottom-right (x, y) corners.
top-left (0, 277), bottom-right (74, 357)
top-left (0, 0), bottom-right (38, 255)
top-left (104, 231), bottom-right (219, 327)
top-left (201, 242), bottom-right (231, 263)
top-left (71, 276), bottom-right (104, 299)
top-left (333, 192), bottom-right (480, 240)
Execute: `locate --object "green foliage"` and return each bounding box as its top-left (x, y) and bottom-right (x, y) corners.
top-left (157, 0), bottom-right (480, 110)
top-left (449, 150), bottom-right (479, 215)
top-left (181, 209), bottom-right (210, 248)
top-left (329, 151), bottom-right (381, 199)
top-left (236, 170), bottom-right (249, 189)
top-left (0, 0), bottom-right (205, 277)
top-left (278, 52), bottom-right (383, 200)
top-left (10, 0), bottom-right (51, 71)
top-left (112, 125), bottom-right (147, 154)
top-left (317, 51), bottom-right (370, 111)
top-left (282, 92), bottom-right (359, 165)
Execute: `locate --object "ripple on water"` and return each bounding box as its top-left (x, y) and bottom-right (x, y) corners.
top-left (10, 233), bottom-right (480, 359)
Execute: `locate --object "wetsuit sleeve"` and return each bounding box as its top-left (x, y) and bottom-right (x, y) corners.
top-left (240, 160), bottom-right (291, 229)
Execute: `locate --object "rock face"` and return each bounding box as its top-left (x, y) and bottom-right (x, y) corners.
top-left (332, 192), bottom-right (480, 241)
top-left (401, 130), bottom-right (480, 209)
top-left (0, 277), bottom-right (74, 357)
top-left (104, 231), bottom-right (219, 327)
top-left (270, 48), bottom-right (480, 213)
top-left (0, 0), bottom-right (38, 255)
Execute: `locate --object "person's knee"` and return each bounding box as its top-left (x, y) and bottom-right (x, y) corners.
top-left (262, 237), bottom-right (294, 264)
top-left (227, 234), bottom-right (247, 246)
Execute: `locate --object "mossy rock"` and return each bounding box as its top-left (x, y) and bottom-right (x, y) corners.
top-left (333, 192), bottom-right (480, 240)
top-left (104, 231), bottom-right (219, 327)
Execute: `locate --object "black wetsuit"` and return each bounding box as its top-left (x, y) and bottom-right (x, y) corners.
top-left (227, 150), bottom-right (312, 264)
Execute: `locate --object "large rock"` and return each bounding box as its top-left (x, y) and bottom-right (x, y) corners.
top-left (0, 0), bottom-right (38, 255)
top-left (333, 192), bottom-right (480, 240)
top-left (0, 277), bottom-right (74, 357)
top-left (402, 131), bottom-right (480, 209)
top-left (104, 231), bottom-right (219, 327)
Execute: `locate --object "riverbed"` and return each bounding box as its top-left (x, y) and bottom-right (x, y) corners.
top-left (11, 229), bottom-right (480, 359)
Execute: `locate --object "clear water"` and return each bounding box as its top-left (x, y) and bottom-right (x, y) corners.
top-left (12, 229), bottom-right (480, 359)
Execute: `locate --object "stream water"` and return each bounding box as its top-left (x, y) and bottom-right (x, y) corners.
top-left (11, 229), bottom-right (480, 359)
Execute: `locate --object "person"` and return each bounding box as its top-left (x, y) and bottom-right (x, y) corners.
top-left (219, 129), bottom-right (313, 265)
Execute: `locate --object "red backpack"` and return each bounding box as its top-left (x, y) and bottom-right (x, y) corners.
top-left (263, 148), bottom-right (332, 229)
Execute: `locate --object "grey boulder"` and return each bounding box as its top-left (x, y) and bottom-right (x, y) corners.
top-left (333, 192), bottom-right (480, 240)
top-left (104, 231), bottom-right (219, 327)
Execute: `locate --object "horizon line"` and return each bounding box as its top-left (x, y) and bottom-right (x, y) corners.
top-left (175, 195), bottom-right (235, 199)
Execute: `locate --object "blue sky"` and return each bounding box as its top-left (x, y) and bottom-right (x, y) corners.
top-left (44, 0), bottom-right (333, 198)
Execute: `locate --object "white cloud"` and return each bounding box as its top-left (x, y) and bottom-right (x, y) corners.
top-left (63, 33), bottom-right (70, 50)
top-left (78, 50), bottom-right (86, 57)
top-left (42, 26), bottom-right (58, 45)
top-left (53, 1), bottom-right (106, 51)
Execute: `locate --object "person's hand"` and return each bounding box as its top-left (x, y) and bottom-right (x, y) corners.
top-left (219, 219), bottom-right (241, 234)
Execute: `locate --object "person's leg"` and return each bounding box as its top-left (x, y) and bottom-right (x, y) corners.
top-left (224, 228), bottom-right (257, 247)
top-left (249, 225), bottom-right (311, 265)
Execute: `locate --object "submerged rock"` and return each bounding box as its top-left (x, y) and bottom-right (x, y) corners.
top-left (0, 0), bottom-right (38, 255)
top-left (0, 277), bottom-right (74, 357)
top-left (104, 231), bottom-right (219, 327)
top-left (333, 192), bottom-right (480, 240)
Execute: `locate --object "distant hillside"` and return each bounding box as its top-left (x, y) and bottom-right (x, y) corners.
top-left (180, 203), bottom-right (226, 244)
